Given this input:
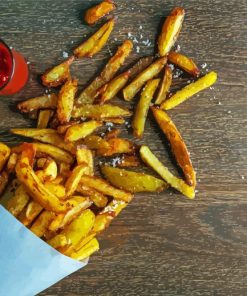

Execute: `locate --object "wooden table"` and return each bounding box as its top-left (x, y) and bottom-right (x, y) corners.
top-left (1, 0), bottom-right (246, 295)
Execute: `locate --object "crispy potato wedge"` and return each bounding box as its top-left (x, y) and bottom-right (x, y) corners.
top-left (99, 71), bottom-right (130, 103)
top-left (41, 56), bottom-right (75, 88)
top-left (168, 51), bottom-right (200, 77)
top-left (97, 138), bottom-right (135, 156)
top-left (85, 0), bottom-right (116, 25)
top-left (151, 107), bottom-right (196, 186)
top-left (104, 128), bottom-right (121, 140)
top-left (139, 145), bottom-right (195, 199)
top-left (0, 142), bottom-right (10, 172)
top-left (161, 71), bottom-right (217, 110)
top-left (80, 175), bottom-right (133, 202)
top-left (65, 164), bottom-right (88, 196)
top-left (74, 19), bottom-right (114, 58)
top-left (101, 165), bottom-right (168, 193)
top-left (155, 65), bottom-right (172, 104)
top-left (15, 144), bottom-right (71, 212)
top-left (57, 79), bottom-right (78, 124)
top-left (36, 159), bottom-right (58, 182)
top-left (158, 7), bottom-right (185, 57)
top-left (76, 146), bottom-right (94, 176)
top-left (70, 238), bottom-right (99, 261)
top-left (47, 234), bottom-right (70, 249)
top-left (6, 153), bottom-right (18, 173)
top-left (128, 56), bottom-right (154, 80)
top-left (0, 170), bottom-right (9, 195)
top-left (65, 120), bottom-right (102, 142)
top-left (18, 201), bottom-right (43, 226)
top-left (132, 79), bottom-right (160, 138)
top-left (123, 57), bottom-right (167, 101)
top-left (74, 233), bottom-right (96, 251)
top-left (17, 94), bottom-right (58, 113)
top-left (77, 40), bottom-right (133, 104)
top-left (57, 120), bottom-right (80, 134)
top-left (117, 154), bottom-right (141, 167)
top-left (11, 128), bottom-right (76, 154)
top-left (30, 211), bottom-right (55, 237)
top-left (7, 185), bottom-right (30, 217)
top-left (72, 103), bottom-right (131, 119)
top-left (37, 109), bottom-right (54, 128)
top-left (76, 184), bottom-right (108, 208)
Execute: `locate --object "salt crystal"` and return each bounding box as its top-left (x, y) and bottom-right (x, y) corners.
top-left (218, 102), bottom-right (222, 105)
top-left (241, 175), bottom-right (245, 180)
top-left (128, 32), bottom-right (132, 37)
top-left (114, 38), bottom-right (118, 41)
top-left (62, 51), bottom-right (69, 58)
top-left (169, 64), bottom-right (175, 71)
top-left (139, 25), bottom-right (143, 29)
top-left (100, 132), bottom-right (105, 137)
top-left (140, 34), bottom-right (143, 39)
top-left (10, 46), bottom-right (13, 49)
top-left (195, 190), bottom-right (199, 193)
top-left (71, 40), bottom-right (74, 44)
top-left (201, 63), bottom-right (207, 69)
top-left (147, 42), bottom-right (152, 47)
top-left (175, 44), bottom-right (181, 52)
top-left (111, 157), bottom-right (122, 167)
top-left (210, 87), bottom-right (214, 90)
top-left (142, 39), bottom-right (150, 46)
top-left (136, 46), bottom-right (140, 53)
top-left (198, 179), bottom-right (201, 182)
top-left (27, 61), bottom-right (30, 65)
top-left (105, 122), bottom-right (114, 127)
top-left (228, 110), bottom-right (231, 114)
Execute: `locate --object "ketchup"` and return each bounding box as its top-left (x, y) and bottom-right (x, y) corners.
top-left (0, 43), bottom-right (13, 89)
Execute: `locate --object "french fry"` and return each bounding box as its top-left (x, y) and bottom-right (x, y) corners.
top-left (74, 19), bottom-right (114, 58)
top-left (74, 233), bottom-right (96, 251)
top-left (17, 94), bottom-right (58, 113)
top-left (65, 120), bottom-right (102, 142)
top-left (57, 120), bottom-right (80, 134)
top-left (0, 170), bottom-right (8, 195)
top-left (158, 7), bottom-right (185, 57)
top-left (18, 201), bottom-right (43, 226)
top-left (70, 238), bottom-right (99, 261)
top-left (117, 154), bottom-right (141, 168)
top-left (104, 128), bottom-right (121, 140)
top-left (161, 71), bottom-right (217, 110)
top-left (30, 211), bottom-right (55, 237)
top-left (155, 65), bottom-right (172, 104)
top-left (123, 57), bottom-right (167, 101)
top-left (15, 144), bottom-right (71, 212)
top-left (80, 175), bottom-right (133, 202)
top-left (7, 185), bottom-right (30, 217)
top-left (57, 79), bottom-right (78, 124)
top-left (127, 56), bottom-right (154, 80)
top-left (102, 117), bottom-right (125, 125)
top-left (132, 79), bottom-right (160, 138)
top-left (99, 71), bottom-right (130, 103)
top-left (85, 1), bottom-right (116, 25)
top-left (76, 146), bottom-right (94, 176)
top-left (72, 103), bottom-right (131, 119)
top-left (41, 56), bottom-right (75, 88)
top-left (11, 128), bottom-right (76, 154)
top-left (59, 162), bottom-right (72, 179)
top-left (37, 109), bottom-right (54, 128)
top-left (97, 138), bottom-right (135, 156)
top-left (6, 153), bottom-right (18, 173)
top-left (42, 182), bottom-right (65, 199)
top-left (36, 159), bottom-right (58, 182)
top-left (101, 165), bottom-right (168, 193)
top-left (168, 51), bottom-right (200, 77)
top-left (139, 145), bottom-right (195, 199)
top-left (0, 142), bottom-right (11, 172)
top-left (84, 135), bottom-right (110, 150)
top-left (76, 184), bottom-right (108, 208)
top-left (47, 234), bottom-right (70, 249)
top-left (151, 107), bottom-right (196, 186)
top-left (77, 40), bottom-right (133, 104)
top-left (65, 164), bottom-right (88, 196)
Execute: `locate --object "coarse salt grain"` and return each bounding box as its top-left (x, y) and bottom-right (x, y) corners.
top-left (228, 110), bottom-right (232, 114)
top-left (201, 63), bottom-right (207, 69)
top-left (139, 25), bottom-right (143, 30)
top-left (62, 51), bottom-right (69, 58)
top-left (241, 175), bottom-right (245, 180)
top-left (136, 46), bottom-right (140, 53)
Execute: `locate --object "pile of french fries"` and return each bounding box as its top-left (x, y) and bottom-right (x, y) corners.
top-left (0, 3), bottom-right (217, 261)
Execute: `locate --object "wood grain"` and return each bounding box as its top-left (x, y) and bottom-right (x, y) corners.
top-left (0, 0), bottom-right (247, 295)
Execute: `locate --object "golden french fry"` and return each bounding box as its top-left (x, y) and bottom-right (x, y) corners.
top-left (74, 19), bottom-right (114, 58)
top-left (65, 121), bottom-right (102, 142)
top-left (48, 214), bottom-right (64, 232)
top-left (83, 135), bottom-right (110, 150)
top-left (57, 120), bottom-right (80, 134)
top-left (37, 110), bottom-right (54, 128)
top-left (30, 211), bottom-right (55, 237)
top-left (0, 170), bottom-right (8, 195)
top-left (123, 57), bottom-right (167, 101)
top-left (127, 56), bottom-right (154, 80)
top-left (10, 128), bottom-right (76, 154)
top-left (15, 144), bottom-right (71, 212)
top-left (7, 185), bottom-right (30, 217)
top-left (0, 142), bottom-right (10, 172)
top-left (99, 71), bottom-right (130, 103)
top-left (43, 182), bottom-right (66, 199)
top-left (104, 128), bottom-right (121, 140)
top-left (57, 79), bottom-right (78, 124)
top-left (80, 175), bottom-right (133, 202)
top-left (59, 162), bottom-right (71, 179)
top-left (132, 79), bottom-right (160, 138)
top-left (47, 234), bottom-right (70, 249)
top-left (151, 107), bottom-right (196, 186)
top-left (74, 233), bottom-right (96, 251)
top-left (85, 1), bottom-right (116, 25)
top-left (101, 165), bottom-right (168, 193)
top-left (168, 51), bottom-right (200, 77)
top-left (17, 94), bottom-right (58, 113)
top-left (18, 201), bottom-right (43, 226)
top-left (65, 164), bottom-right (88, 196)
top-left (72, 104), bottom-right (131, 119)
top-left (77, 40), bottom-right (133, 104)
top-left (158, 7), bottom-right (185, 57)
top-left (76, 146), bottom-right (94, 176)
top-left (161, 71), bottom-right (217, 110)
top-left (36, 159), bottom-right (58, 182)
top-left (6, 153), bottom-right (18, 173)
top-left (97, 138), bottom-right (135, 156)
top-left (155, 65), bottom-right (172, 104)
top-left (102, 117), bottom-right (125, 125)
top-left (41, 56), bottom-right (75, 87)
top-left (117, 154), bottom-right (141, 168)
top-left (139, 145), bottom-right (195, 199)
top-left (76, 184), bottom-right (108, 208)
top-left (70, 238), bottom-right (99, 261)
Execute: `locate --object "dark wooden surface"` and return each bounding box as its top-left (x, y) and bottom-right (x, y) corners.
top-left (1, 0), bottom-right (247, 295)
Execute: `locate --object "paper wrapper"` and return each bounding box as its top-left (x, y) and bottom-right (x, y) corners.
top-left (0, 189), bottom-right (88, 296)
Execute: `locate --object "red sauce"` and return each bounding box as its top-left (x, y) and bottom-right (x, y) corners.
top-left (0, 43), bottom-right (13, 89)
